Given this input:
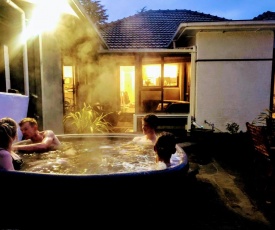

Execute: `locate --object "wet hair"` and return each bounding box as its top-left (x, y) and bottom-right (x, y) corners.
top-left (0, 117), bottom-right (17, 138)
top-left (19, 117), bottom-right (38, 127)
top-left (0, 117), bottom-right (17, 149)
top-left (143, 114), bottom-right (158, 130)
top-left (154, 131), bottom-right (176, 162)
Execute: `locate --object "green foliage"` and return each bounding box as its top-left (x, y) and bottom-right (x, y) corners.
top-left (63, 103), bottom-right (112, 134)
top-left (226, 122), bottom-right (239, 134)
top-left (252, 109), bottom-right (272, 126)
top-left (137, 6), bottom-right (148, 13)
top-left (79, 0), bottom-right (108, 24)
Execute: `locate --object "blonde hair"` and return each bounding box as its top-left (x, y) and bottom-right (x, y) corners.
top-left (19, 117), bottom-right (38, 127)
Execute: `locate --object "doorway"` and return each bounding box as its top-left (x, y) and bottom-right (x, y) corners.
top-left (63, 65), bottom-right (75, 113)
top-left (120, 66), bottom-right (135, 113)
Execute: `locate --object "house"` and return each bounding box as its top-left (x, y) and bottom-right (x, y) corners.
top-left (97, 10), bottom-right (275, 133)
top-left (1, 1), bottom-right (275, 135)
top-left (97, 10), bottom-right (230, 134)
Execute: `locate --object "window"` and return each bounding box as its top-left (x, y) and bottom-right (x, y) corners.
top-left (164, 64), bottom-right (178, 86)
top-left (142, 64), bottom-right (161, 86)
top-left (142, 63), bottom-right (179, 87)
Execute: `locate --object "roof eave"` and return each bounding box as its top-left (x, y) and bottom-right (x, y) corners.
top-left (98, 47), bottom-right (196, 54)
top-left (171, 20), bottom-right (275, 46)
top-left (68, 0), bottom-right (109, 49)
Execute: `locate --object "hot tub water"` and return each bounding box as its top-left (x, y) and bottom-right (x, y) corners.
top-left (18, 135), bottom-right (184, 174)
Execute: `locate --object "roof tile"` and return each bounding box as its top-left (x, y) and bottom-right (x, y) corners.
top-left (100, 9), bottom-right (229, 49)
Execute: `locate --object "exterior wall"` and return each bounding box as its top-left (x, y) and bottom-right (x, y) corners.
top-left (195, 31), bottom-right (274, 132)
top-left (94, 55), bottom-right (135, 111)
top-left (40, 33), bottom-right (64, 134)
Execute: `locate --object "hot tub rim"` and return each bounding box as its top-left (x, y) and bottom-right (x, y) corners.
top-left (9, 133), bottom-right (189, 177)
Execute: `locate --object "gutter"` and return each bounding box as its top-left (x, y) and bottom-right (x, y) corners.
top-left (98, 47), bottom-right (196, 54)
top-left (5, 0), bottom-right (29, 96)
top-left (171, 20), bottom-right (275, 45)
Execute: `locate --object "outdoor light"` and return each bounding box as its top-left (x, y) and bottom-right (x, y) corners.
top-left (63, 66), bottom-right (73, 78)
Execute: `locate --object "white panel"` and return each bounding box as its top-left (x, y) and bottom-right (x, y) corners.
top-left (0, 92), bottom-right (29, 141)
top-left (197, 31), bottom-right (274, 60)
top-left (195, 61), bottom-right (272, 132)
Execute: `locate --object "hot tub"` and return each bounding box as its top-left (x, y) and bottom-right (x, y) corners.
top-left (1, 134), bottom-right (190, 228)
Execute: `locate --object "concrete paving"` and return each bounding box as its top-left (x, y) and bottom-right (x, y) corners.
top-left (179, 141), bottom-right (275, 229)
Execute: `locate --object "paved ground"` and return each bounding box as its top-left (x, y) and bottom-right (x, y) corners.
top-left (178, 140), bottom-right (275, 230)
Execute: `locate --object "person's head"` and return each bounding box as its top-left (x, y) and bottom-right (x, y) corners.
top-left (0, 117), bottom-right (18, 150)
top-left (18, 117), bottom-right (38, 140)
top-left (154, 131), bottom-right (176, 164)
top-left (142, 114), bottom-right (158, 135)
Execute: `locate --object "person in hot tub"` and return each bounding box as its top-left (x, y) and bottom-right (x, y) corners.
top-left (154, 131), bottom-right (178, 170)
top-left (12, 117), bottom-right (61, 153)
top-left (0, 117), bottom-right (24, 170)
top-left (132, 113), bottom-right (158, 145)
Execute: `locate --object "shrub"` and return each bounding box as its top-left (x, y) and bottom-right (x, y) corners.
top-left (226, 122), bottom-right (239, 134)
top-left (63, 103), bottom-right (112, 133)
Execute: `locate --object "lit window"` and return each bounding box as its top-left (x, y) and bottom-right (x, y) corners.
top-left (142, 64), bottom-right (178, 87)
top-left (142, 64), bottom-right (161, 86)
top-left (164, 64), bottom-right (178, 86)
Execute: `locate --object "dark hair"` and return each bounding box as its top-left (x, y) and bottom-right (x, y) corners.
top-left (154, 131), bottom-right (176, 162)
top-left (0, 117), bottom-right (17, 138)
top-left (19, 117), bottom-right (38, 127)
top-left (143, 114), bottom-right (158, 130)
top-left (0, 117), bottom-right (17, 149)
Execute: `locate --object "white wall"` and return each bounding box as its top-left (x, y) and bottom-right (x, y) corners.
top-left (40, 33), bottom-right (64, 134)
top-left (0, 92), bottom-right (29, 141)
top-left (195, 31), bottom-right (274, 132)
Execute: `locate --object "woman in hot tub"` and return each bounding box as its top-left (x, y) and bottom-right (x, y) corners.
top-left (132, 113), bottom-right (158, 145)
top-left (0, 117), bottom-right (23, 170)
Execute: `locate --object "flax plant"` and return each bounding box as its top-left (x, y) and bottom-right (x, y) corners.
top-left (63, 103), bottom-right (112, 133)
top-left (252, 109), bottom-right (273, 126)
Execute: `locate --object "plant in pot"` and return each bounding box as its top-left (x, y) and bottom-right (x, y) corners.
top-left (226, 122), bottom-right (239, 134)
top-left (63, 103), bottom-right (113, 134)
top-left (252, 109), bottom-right (275, 144)
top-left (224, 122), bottom-right (242, 147)
top-left (252, 109), bottom-right (273, 126)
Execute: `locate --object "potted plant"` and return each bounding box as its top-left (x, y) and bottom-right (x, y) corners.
top-left (252, 109), bottom-right (275, 145)
top-left (63, 103), bottom-right (113, 134)
top-left (252, 109), bottom-right (273, 126)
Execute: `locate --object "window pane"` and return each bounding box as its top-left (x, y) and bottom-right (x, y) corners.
top-left (164, 64), bottom-right (178, 86)
top-left (142, 64), bottom-right (161, 86)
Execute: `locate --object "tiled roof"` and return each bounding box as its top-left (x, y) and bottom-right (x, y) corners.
top-left (253, 11), bottom-right (275, 20)
top-left (99, 9), bottom-right (229, 50)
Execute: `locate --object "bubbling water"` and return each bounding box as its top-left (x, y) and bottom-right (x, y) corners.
top-left (18, 137), bottom-right (174, 175)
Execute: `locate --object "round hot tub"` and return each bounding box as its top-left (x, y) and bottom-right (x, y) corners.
top-left (1, 133), bottom-right (190, 228)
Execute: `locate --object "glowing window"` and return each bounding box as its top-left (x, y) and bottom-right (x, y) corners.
top-left (142, 64), bottom-right (178, 87)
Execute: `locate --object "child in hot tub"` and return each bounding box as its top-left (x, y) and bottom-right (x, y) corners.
top-left (154, 131), bottom-right (180, 170)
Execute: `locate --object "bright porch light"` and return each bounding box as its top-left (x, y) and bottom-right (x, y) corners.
top-left (63, 66), bottom-right (73, 78)
top-left (21, 0), bottom-right (76, 42)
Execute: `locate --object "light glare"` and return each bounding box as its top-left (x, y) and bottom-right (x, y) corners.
top-left (21, 0), bottom-right (76, 42)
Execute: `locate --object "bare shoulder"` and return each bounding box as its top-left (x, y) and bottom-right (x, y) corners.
top-left (132, 136), bottom-right (143, 142)
top-left (41, 130), bottom-right (61, 147)
top-left (42, 130), bottom-right (56, 137)
top-left (46, 130), bottom-right (61, 146)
